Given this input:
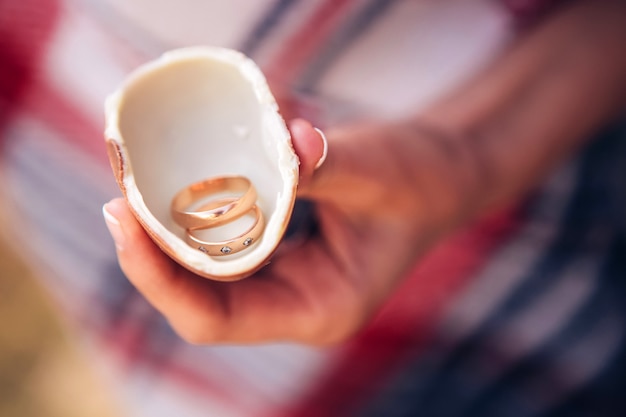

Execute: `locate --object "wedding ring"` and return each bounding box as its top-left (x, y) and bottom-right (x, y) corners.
top-left (170, 175), bottom-right (257, 229)
top-left (186, 199), bottom-right (265, 256)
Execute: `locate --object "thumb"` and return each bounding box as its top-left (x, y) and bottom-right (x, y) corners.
top-left (288, 118), bottom-right (327, 187)
top-left (289, 118), bottom-right (350, 203)
top-left (291, 118), bottom-right (367, 203)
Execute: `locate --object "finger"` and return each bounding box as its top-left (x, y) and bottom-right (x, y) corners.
top-left (102, 198), bottom-right (182, 299)
top-left (103, 198), bottom-right (230, 341)
top-left (297, 122), bottom-right (396, 202)
top-left (288, 118), bottom-right (327, 185)
top-left (295, 124), bottom-right (347, 201)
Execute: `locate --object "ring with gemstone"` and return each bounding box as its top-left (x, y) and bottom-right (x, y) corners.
top-left (185, 198), bottom-right (265, 256)
top-left (170, 175), bottom-right (257, 230)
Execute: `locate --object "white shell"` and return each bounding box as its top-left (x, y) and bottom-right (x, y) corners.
top-left (104, 46), bottom-right (299, 281)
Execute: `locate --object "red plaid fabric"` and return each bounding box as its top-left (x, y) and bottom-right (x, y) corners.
top-left (5, 1), bottom-right (624, 416)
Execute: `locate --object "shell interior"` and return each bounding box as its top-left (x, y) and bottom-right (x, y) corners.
top-left (105, 47), bottom-right (299, 280)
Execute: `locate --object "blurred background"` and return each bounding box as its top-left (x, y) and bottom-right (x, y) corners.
top-left (0, 239), bottom-right (118, 417)
top-left (4, 0), bottom-right (623, 416)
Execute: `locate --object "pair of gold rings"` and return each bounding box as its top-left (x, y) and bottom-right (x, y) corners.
top-left (170, 176), bottom-right (265, 256)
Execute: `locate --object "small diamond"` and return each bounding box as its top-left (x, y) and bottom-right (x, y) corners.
top-left (198, 246), bottom-right (208, 254)
top-left (243, 237), bottom-right (253, 246)
top-left (220, 246), bottom-right (232, 254)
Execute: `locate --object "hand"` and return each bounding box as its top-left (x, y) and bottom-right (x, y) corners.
top-left (103, 118), bottom-right (473, 345)
top-left (104, 0), bottom-right (626, 346)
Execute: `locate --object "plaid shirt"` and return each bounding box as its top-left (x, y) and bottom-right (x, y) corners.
top-left (1, 0), bottom-right (625, 416)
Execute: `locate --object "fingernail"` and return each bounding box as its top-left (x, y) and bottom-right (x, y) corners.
top-left (313, 127), bottom-right (328, 169)
top-left (103, 203), bottom-right (125, 251)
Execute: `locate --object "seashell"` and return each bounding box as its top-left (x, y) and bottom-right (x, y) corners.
top-left (104, 46), bottom-right (299, 281)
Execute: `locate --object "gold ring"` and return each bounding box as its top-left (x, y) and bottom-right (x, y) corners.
top-left (170, 176), bottom-right (257, 229)
top-left (185, 198), bottom-right (265, 256)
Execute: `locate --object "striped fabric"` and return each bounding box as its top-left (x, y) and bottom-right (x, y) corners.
top-left (1, 0), bottom-right (624, 416)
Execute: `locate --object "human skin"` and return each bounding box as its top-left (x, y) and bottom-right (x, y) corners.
top-left (103, 0), bottom-right (626, 345)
